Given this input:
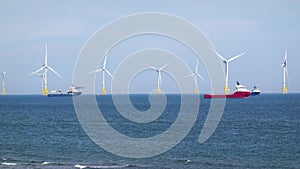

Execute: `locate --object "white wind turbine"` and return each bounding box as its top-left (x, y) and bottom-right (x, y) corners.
top-left (89, 51), bottom-right (113, 95)
top-left (210, 48), bottom-right (245, 94)
top-left (30, 44), bottom-right (62, 96)
top-left (1, 71), bottom-right (6, 95)
top-left (186, 60), bottom-right (204, 94)
top-left (281, 50), bottom-right (288, 94)
top-left (145, 62), bottom-right (170, 94)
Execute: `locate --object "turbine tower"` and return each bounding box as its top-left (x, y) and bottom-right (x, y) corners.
top-left (30, 44), bottom-right (62, 96)
top-left (281, 50), bottom-right (288, 94)
top-left (210, 48), bottom-right (245, 94)
top-left (89, 51), bottom-right (113, 95)
top-left (1, 71), bottom-right (6, 95)
top-left (186, 60), bottom-right (204, 94)
top-left (145, 62), bottom-right (170, 94)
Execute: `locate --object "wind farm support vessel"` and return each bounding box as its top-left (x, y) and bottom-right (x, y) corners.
top-left (250, 86), bottom-right (261, 96)
top-left (204, 81), bottom-right (251, 99)
top-left (48, 86), bottom-right (83, 97)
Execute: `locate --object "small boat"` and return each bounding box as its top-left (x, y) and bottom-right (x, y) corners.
top-left (250, 86), bottom-right (261, 96)
top-left (48, 86), bottom-right (83, 97)
top-left (204, 81), bottom-right (251, 99)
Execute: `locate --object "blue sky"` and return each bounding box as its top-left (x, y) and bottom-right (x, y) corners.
top-left (0, 0), bottom-right (299, 94)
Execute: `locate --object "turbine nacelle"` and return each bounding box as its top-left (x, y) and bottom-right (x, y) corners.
top-left (1, 71), bottom-right (7, 78)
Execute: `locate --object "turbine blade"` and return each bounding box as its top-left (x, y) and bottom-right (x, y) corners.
top-left (285, 50), bottom-right (287, 60)
top-left (88, 69), bottom-right (102, 74)
top-left (47, 66), bottom-right (62, 78)
top-left (30, 66), bottom-right (45, 76)
top-left (185, 73), bottom-right (194, 78)
top-left (31, 72), bottom-right (43, 76)
top-left (197, 73), bottom-right (205, 81)
top-left (195, 59), bottom-right (199, 73)
top-left (104, 69), bottom-right (113, 79)
top-left (144, 63), bottom-right (157, 70)
top-left (228, 52), bottom-right (246, 62)
top-left (103, 51), bottom-right (108, 68)
top-left (160, 61), bottom-right (171, 70)
top-left (45, 43), bottom-right (48, 66)
top-left (210, 48), bottom-right (227, 62)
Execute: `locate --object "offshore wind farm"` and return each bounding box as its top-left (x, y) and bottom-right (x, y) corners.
top-left (0, 1), bottom-right (299, 169)
top-left (0, 46), bottom-right (294, 96)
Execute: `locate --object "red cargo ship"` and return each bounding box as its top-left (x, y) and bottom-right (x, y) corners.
top-left (204, 82), bottom-right (250, 99)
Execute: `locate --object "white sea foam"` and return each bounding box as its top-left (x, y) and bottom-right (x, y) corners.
top-left (74, 164), bottom-right (128, 169)
top-left (42, 161), bottom-right (51, 165)
top-left (186, 160), bottom-right (192, 163)
top-left (74, 164), bottom-right (87, 169)
top-left (2, 162), bottom-right (17, 166)
top-left (1, 158), bottom-right (7, 161)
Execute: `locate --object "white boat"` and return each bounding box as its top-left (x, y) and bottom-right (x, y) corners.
top-left (251, 86), bottom-right (261, 96)
top-left (48, 86), bottom-right (83, 97)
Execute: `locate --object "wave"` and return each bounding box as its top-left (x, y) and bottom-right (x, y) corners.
top-left (74, 164), bottom-right (136, 169)
top-left (41, 161), bottom-right (52, 165)
top-left (2, 162), bottom-right (17, 166)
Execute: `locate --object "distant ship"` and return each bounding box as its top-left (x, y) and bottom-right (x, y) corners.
top-left (204, 81), bottom-right (251, 99)
top-left (250, 86), bottom-right (261, 96)
top-left (48, 86), bottom-right (83, 97)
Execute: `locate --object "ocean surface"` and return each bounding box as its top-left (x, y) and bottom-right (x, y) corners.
top-left (0, 94), bottom-right (299, 169)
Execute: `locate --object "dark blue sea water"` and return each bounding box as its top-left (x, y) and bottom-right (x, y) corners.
top-left (0, 94), bottom-right (299, 169)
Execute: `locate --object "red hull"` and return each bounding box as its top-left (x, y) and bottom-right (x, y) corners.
top-left (204, 91), bottom-right (250, 99)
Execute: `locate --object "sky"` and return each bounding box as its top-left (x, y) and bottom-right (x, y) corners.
top-left (0, 0), bottom-right (299, 94)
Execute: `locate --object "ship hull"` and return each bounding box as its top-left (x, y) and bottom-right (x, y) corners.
top-left (48, 94), bottom-right (72, 97)
top-left (204, 91), bottom-right (251, 99)
top-left (48, 92), bottom-right (82, 97)
top-left (250, 91), bottom-right (260, 96)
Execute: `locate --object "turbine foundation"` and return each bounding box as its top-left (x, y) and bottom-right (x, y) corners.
top-left (224, 85), bottom-right (230, 94)
top-left (157, 86), bottom-right (161, 94)
top-left (194, 86), bottom-right (199, 94)
top-left (101, 86), bottom-right (107, 95)
top-left (282, 85), bottom-right (288, 94)
top-left (2, 88), bottom-right (6, 95)
top-left (42, 88), bottom-right (48, 96)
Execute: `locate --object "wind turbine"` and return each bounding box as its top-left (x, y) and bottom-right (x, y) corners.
top-left (281, 50), bottom-right (288, 94)
top-left (186, 60), bottom-right (204, 94)
top-left (145, 62), bottom-right (170, 94)
top-left (30, 44), bottom-right (62, 96)
top-left (1, 71), bottom-right (6, 95)
top-left (89, 51), bottom-right (113, 95)
top-left (210, 48), bottom-right (245, 94)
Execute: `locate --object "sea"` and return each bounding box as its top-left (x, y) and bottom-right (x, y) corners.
top-left (0, 94), bottom-right (299, 169)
